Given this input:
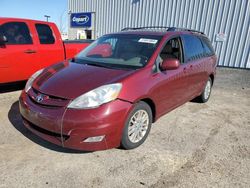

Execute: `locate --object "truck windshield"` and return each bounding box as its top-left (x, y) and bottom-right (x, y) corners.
top-left (75, 34), bottom-right (162, 70)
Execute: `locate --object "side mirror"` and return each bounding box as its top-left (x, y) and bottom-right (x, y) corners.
top-left (161, 58), bottom-right (180, 70)
top-left (0, 35), bottom-right (7, 45)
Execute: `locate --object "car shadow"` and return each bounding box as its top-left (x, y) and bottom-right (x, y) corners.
top-left (0, 81), bottom-right (26, 93)
top-left (190, 97), bottom-right (202, 103)
top-left (8, 101), bottom-right (90, 154)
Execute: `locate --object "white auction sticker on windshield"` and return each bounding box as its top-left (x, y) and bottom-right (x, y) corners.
top-left (138, 38), bottom-right (158, 44)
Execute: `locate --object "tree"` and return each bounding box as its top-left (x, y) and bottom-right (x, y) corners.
top-left (58, 9), bottom-right (67, 33)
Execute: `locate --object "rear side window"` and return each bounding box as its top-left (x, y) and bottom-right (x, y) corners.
top-left (200, 37), bottom-right (215, 56)
top-left (182, 35), bottom-right (204, 61)
top-left (0, 22), bottom-right (32, 44)
top-left (35, 24), bottom-right (55, 44)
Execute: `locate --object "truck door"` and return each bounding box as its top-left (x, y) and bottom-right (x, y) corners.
top-left (34, 23), bottom-right (64, 69)
top-left (0, 21), bottom-right (38, 83)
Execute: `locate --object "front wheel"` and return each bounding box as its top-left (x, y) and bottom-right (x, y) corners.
top-left (199, 77), bottom-right (212, 103)
top-left (121, 101), bottom-right (152, 150)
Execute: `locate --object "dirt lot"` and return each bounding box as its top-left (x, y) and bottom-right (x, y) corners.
top-left (0, 68), bottom-right (249, 188)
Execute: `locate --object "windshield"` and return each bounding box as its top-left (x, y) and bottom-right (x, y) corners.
top-left (75, 34), bottom-right (162, 70)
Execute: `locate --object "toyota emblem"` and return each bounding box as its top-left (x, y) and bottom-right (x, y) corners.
top-left (36, 94), bottom-right (44, 102)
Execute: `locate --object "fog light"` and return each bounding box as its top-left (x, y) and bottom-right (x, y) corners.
top-left (83, 135), bottom-right (105, 142)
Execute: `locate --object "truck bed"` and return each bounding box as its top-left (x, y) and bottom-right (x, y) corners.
top-left (63, 39), bottom-right (94, 59)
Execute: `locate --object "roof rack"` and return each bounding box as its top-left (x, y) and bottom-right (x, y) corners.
top-left (121, 26), bottom-right (170, 31)
top-left (121, 26), bottom-right (204, 35)
top-left (167, 27), bottom-right (204, 34)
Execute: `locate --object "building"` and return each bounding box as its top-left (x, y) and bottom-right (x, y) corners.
top-left (68, 0), bottom-right (250, 69)
top-left (61, 32), bottom-right (69, 40)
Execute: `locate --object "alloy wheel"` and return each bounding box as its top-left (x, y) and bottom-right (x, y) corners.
top-left (128, 110), bottom-right (149, 143)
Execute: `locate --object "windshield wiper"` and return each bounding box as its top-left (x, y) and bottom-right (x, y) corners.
top-left (84, 62), bottom-right (114, 69)
top-left (73, 58), bottom-right (136, 70)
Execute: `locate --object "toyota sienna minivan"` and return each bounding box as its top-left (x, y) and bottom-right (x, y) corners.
top-left (19, 27), bottom-right (217, 151)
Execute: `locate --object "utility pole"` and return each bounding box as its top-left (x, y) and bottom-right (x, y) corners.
top-left (44, 15), bottom-right (50, 22)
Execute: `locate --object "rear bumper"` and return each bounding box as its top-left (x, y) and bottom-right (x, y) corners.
top-left (19, 91), bottom-right (132, 151)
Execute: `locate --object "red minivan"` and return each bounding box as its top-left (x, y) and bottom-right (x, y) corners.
top-left (19, 27), bottom-right (217, 151)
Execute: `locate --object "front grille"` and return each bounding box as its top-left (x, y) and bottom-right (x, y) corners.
top-left (28, 95), bottom-right (61, 109)
top-left (28, 87), bottom-right (70, 108)
top-left (32, 88), bottom-right (68, 101)
top-left (23, 117), bottom-right (69, 141)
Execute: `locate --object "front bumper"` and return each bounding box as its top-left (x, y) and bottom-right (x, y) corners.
top-left (19, 91), bottom-right (132, 151)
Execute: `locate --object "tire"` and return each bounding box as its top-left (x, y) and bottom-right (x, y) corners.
top-left (121, 101), bottom-right (153, 150)
top-left (198, 77), bottom-right (212, 103)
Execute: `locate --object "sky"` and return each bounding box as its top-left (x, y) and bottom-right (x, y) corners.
top-left (0, 0), bottom-right (68, 32)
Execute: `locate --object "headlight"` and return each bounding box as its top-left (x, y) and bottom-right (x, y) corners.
top-left (67, 83), bottom-right (122, 109)
top-left (25, 69), bottom-right (44, 93)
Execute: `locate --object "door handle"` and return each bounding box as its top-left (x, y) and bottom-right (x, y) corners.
top-left (24, 49), bottom-right (36, 54)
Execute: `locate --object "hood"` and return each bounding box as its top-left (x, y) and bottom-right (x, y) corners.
top-left (33, 62), bottom-right (135, 99)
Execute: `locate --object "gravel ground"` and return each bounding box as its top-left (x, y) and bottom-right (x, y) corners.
top-left (0, 67), bottom-right (249, 188)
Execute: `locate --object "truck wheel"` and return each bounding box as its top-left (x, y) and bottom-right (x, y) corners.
top-left (199, 77), bottom-right (212, 103)
top-left (121, 101), bottom-right (152, 150)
